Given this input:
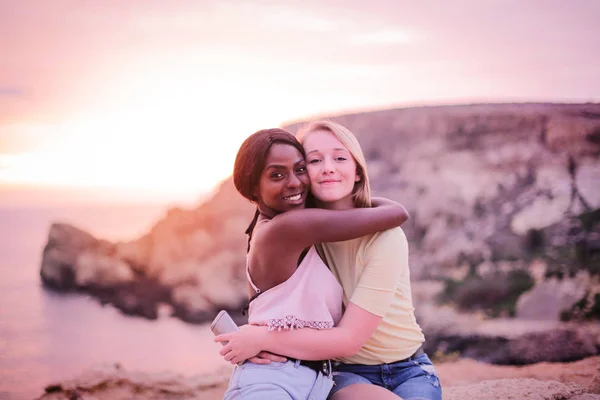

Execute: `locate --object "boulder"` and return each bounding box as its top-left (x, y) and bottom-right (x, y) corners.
top-left (507, 327), bottom-right (598, 364)
top-left (516, 273), bottom-right (590, 320)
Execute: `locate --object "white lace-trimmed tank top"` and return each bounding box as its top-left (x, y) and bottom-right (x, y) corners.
top-left (246, 246), bottom-right (343, 331)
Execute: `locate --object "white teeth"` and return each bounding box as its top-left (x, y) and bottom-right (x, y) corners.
top-left (285, 194), bottom-right (301, 201)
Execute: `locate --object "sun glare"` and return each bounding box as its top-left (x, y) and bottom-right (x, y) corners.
top-left (0, 66), bottom-right (311, 203)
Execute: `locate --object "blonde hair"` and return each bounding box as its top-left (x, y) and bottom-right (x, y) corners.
top-left (297, 120), bottom-right (372, 208)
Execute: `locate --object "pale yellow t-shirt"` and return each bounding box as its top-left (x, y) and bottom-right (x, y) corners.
top-left (319, 226), bottom-right (425, 365)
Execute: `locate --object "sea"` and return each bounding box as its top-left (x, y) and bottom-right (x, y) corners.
top-left (0, 203), bottom-right (231, 399)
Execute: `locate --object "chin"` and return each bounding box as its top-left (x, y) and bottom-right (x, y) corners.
top-left (288, 202), bottom-right (306, 209)
top-left (317, 192), bottom-right (345, 202)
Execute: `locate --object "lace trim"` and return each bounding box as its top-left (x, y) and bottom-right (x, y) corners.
top-left (267, 315), bottom-right (334, 331)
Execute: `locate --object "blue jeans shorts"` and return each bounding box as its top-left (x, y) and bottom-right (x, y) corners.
top-left (224, 359), bottom-right (333, 400)
top-left (330, 353), bottom-right (442, 400)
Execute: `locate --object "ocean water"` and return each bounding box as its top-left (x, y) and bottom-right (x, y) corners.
top-left (0, 204), bottom-right (230, 399)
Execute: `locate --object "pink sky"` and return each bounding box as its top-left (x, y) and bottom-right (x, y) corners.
top-left (1, 0), bottom-right (599, 204)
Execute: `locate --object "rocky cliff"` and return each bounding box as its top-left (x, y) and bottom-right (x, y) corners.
top-left (40, 103), bottom-right (600, 362)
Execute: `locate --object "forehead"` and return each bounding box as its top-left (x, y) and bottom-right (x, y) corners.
top-left (303, 129), bottom-right (348, 153)
top-left (265, 143), bottom-right (304, 165)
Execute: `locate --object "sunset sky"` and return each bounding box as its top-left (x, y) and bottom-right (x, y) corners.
top-left (1, 0), bottom-right (599, 205)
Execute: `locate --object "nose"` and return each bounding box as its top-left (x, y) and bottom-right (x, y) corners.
top-left (287, 172), bottom-right (303, 188)
top-left (322, 157), bottom-right (335, 174)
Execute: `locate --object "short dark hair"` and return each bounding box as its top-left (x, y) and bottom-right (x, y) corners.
top-left (233, 128), bottom-right (305, 202)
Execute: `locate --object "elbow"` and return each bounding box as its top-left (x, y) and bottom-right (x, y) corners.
top-left (397, 206), bottom-right (410, 225)
top-left (337, 332), bottom-right (363, 358)
top-left (339, 342), bottom-right (362, 358)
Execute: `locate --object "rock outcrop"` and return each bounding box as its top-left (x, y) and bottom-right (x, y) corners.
top-left (40, 178), bottom-right (253, 323)
top-left (40, 103), bottom-right (600, 360)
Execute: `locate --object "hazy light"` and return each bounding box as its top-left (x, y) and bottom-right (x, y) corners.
top-left (352, 29), bottom-right (416, 45)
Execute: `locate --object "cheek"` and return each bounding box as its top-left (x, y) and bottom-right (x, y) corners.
top-left (299, 174), bottom-right (310, 186)
top-left (306, 165), bottom-right (320, 181)
top-left (257, 180), bottom-right (276, 201)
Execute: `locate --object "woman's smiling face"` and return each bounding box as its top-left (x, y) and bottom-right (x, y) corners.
top-left (303, 129), bottom-right (360, 210)
top-left (256, 143), bottom-right (310, 216)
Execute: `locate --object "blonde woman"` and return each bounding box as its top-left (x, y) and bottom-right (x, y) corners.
top-left (221, 128), bottom-right (409, 399)
top-left (217, 121), bottom-right (442, 400)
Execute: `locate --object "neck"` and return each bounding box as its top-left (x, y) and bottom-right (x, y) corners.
top-left (315, 195), bottom-right (355, 210)
top-left (257, 204), bottom-right (279, 219)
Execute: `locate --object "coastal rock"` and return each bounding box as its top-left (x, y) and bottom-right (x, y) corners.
top-left (40, 179), bottom-right (252, 323)
top-left (40, 103), bottom-right (600, 339)
top-left (74, 251), bottom-right (134, 288)
top-left (417, 300), bottom-right (600, 365)
top-left (516, 272), bottom-right (591, 320)
top-left (507, 327), bottom-right (598, 364)
top-left (41, 224), bottom-right (120, 289)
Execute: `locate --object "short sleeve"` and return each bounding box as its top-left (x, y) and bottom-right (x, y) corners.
top-left (349, 227), bottom-right (408, 317)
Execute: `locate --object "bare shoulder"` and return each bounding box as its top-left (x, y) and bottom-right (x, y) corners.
top-left (251, 215), bottom-right (303, 253)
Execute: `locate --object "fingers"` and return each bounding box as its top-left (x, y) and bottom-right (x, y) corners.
top-left (219, 345), bottom-right (231, 356)
top-left (224, 351), bottom-right (235, 362)
top-left (232, 356), bottom-right (244, 365)
top-left (257, 351), bottom-right (287, 363)
top-left (214, 334), bottom-right (231, 343)
top-left (248, 356), bottom-right (271, 365)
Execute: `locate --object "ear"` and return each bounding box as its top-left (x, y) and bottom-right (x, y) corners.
top-left (355, 174), bottom-right (361, 182)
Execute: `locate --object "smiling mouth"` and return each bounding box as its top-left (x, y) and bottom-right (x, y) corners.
top-left (319, 180), bottom-right (340, 185)
top-left (283, 193), bottom-right (302, 201)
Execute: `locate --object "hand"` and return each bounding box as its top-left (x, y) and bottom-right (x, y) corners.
top-left (214, 325), bottom-right (270, 365)
top-left (248, 351), bottom-right (288, 365)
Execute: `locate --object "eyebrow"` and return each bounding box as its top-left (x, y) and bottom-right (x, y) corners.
top-left (306, 148), bottom-right (349, 155)
top-left (265, 158), bottom-right (305, 169)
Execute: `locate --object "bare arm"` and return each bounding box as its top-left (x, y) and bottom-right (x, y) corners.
top-left (216, 303), bottom-right (380, 363)
top-left (218, 228), bottom-right (410, 362)
top-left (263, 197), bottom-right (409, 250)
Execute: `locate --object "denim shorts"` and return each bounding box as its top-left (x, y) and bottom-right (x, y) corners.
top-left (330, 353), bottom-right (442, 400)
top-left (224, 359), bottom-right (333, 400)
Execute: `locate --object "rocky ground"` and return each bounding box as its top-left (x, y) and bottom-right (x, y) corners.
top-left (36, 356), bottom-right (600, 400)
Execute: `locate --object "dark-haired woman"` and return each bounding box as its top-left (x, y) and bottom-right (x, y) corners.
top-left (218, 122), bottom-right (442, 400)
top-left (221, 128), bottom-right (408, 400)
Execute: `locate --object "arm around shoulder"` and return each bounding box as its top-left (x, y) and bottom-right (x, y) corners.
top-left (264, 199), bottom-right (409, 249)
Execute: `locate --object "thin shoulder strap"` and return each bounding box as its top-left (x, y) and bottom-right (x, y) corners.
top-left (245, 256), bottom-right (261, 294)
top-left (315, 243), bottom-right (329, 269)
top-left (241, 255), bottom-right (262, 316)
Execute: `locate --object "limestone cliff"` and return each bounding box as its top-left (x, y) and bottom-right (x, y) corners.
top-left (40, 103), bottom-right (600, 362)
